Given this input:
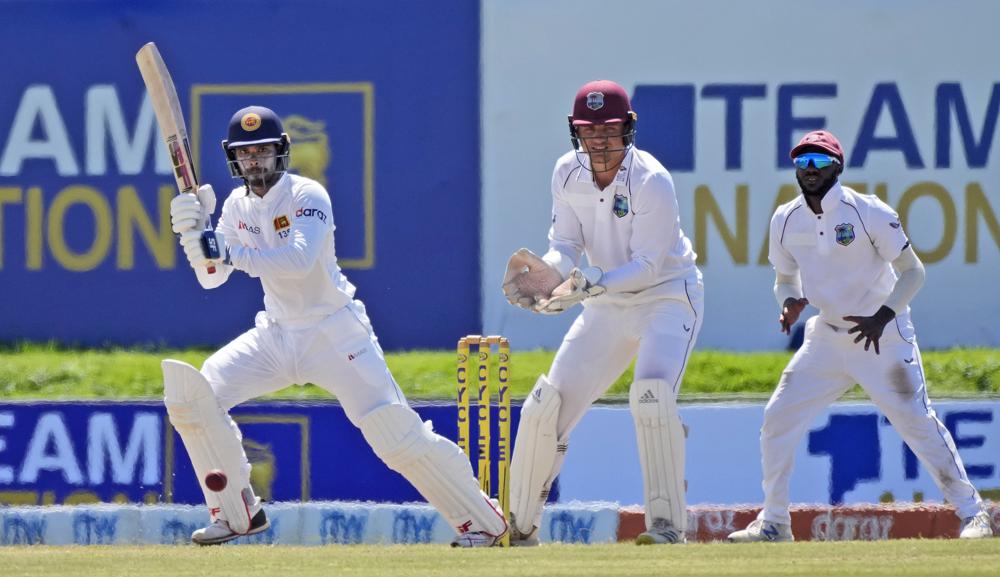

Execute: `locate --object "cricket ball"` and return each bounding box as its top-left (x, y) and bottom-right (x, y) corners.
top-left (205, 469), bottom-right (228, 492)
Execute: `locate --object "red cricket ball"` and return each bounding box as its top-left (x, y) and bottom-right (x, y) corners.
top-left (204, 469), bottom-right (228, 492)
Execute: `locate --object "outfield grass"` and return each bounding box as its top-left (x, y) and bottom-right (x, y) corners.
top-left (0, 343), bottom-right (997, 402)
top-left (2, 541), bottom-right (999, 577)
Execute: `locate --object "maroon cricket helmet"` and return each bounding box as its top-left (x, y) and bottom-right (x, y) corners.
top-left (571, 80), bottom-right (632, 125)
top-left (790, 130), bottom-right (845, 162)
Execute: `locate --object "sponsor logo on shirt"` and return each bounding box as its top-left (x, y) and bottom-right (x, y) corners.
top-left (890, 221), bottom-right (901, 229)
top-left (835, 222), bottom-right (856, 246)
top-left (238, 220), bottom-right (261, 234)
top-left (295, 207), bottom-right (328, 223)
top-left (347, 347), bottom-right (368, 361)
top-left (274, 215), bottom-right (291, 231)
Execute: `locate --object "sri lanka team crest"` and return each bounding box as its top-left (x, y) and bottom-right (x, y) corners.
top-left (612, 193), bottom-right (629, 218)
top-left (835, 223), bottom-right (855, 246)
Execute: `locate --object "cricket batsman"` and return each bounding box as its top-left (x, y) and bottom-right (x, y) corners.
top-left (165, 106), bottom-right (507, 546)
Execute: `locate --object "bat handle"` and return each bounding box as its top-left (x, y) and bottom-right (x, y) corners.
top-left (201, 213), bottom-right (217, 275)
top-left (200, 229), bottom-right (221, 275)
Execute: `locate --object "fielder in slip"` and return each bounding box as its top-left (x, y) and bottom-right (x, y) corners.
top-left (501, 80), bottom-right (703, 545)
top-left (727, 130), bottom-right (995, 542)
top-left (164, 106), bottom-right (507, 546)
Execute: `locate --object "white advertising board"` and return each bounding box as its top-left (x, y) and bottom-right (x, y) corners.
top-left (559, 401), bottom-right (1000, 506)
top-left (482, 0), bottom-right (1000, 350)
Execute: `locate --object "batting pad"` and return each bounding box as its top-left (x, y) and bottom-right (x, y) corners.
top-left (358, 403), bottom-right (507, 536)
top-left (629, 379), bottom-right (686, 532)
top-left (509, 375), bottom-right (563, 534)
top-left (162, 359), bottom-right (258, 534)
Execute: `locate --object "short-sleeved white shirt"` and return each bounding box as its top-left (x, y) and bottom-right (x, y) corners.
top-left (542, 148), bottom-right (699, 306)
top-left (768, 182), bottom-right (910, 328)
top-left (218, 173), bottom-right (355, 321)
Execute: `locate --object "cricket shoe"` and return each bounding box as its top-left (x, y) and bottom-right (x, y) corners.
top-left (192, 507), bottom-right (270, 546)
top-left (508, 512), bottom-right (540, 547)
top-left (450, 530), bottom-right (507, 548)
top-left (635, 518), bottom-right (686, 545)
top-left (959, 511), bottom-right (994, 539)
top-left (727, 519), bottom-right (793, 543)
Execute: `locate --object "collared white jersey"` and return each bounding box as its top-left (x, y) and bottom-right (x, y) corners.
top-left (217, 173), bottom-right (355, 321)
top-left (768, 183), bottom-right (910, 328)
top-left (542, 147), bottom-right (699, 305)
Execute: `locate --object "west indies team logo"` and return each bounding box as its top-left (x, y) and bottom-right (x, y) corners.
top-left (586, 91), bottom-right (605, 111)
top-left (612, 193), bottom-right (629, 218)
top-left (835, 223), bottom-right (856, 246)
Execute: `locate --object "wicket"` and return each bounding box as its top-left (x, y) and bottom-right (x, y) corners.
top-left (456, 335), bottom-right (510, 546)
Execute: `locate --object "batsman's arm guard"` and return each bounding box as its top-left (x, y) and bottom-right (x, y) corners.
top-left (162, 360), bottom-right (258, 534)
top-left (359, 403), bottom-right (507, 537)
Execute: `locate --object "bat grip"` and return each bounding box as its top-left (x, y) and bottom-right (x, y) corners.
top-left (201, 213), bottom-right (217, 274)
top-left (200, 229), bottom-right (221, 275)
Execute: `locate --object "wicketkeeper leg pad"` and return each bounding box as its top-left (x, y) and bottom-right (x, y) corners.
top-left (630, 379), bottom-right (686, 532)
top-left (509, 375), bottom-right (564, 535)
top-left (359, 403), bottom-right (507, 536)
top-left (162, 359), bottom-right (259, 534)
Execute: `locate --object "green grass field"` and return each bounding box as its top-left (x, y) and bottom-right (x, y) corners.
top-left (0, 343), bottom-right (997, 401)
top-left (3, 541), bottom-right (999, 577)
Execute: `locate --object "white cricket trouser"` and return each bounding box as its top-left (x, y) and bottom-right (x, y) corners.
top-left (759, 315), bottom-right (983, 524)
top-left (202, 300), bottom-right (406, 422)
top-left (549, 277), bottom-right (704, 439)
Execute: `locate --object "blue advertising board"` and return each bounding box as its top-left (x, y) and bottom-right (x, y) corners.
top-left (0, 401), bottom-right (531, 506)
top-left (0, 1), bottom-right (481, 349)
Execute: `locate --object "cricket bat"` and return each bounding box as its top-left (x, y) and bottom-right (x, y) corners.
top-left (135, 42), bottom-right (219, 273)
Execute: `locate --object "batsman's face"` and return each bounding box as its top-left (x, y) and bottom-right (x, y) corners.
top-left (234, 143), bottom-right (278, 176)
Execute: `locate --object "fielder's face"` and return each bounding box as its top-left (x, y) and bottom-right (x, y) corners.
top-left (793, 150), bottom-right (842, 196)
top-left (577, 123), bottom-right (627, 172)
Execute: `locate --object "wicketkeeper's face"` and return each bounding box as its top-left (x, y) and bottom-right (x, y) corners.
top-left (577, 122), bottom-right (627, 172)
top-left (577, 123), bottom-right (626, 152)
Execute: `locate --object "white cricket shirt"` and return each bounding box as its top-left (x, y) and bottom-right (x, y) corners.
top-left (542, 147), bottom-right (699, 305)
top-left (217, 173), bottom-right (355, 321)
top-left (768, 182), bottom-right (910, 329)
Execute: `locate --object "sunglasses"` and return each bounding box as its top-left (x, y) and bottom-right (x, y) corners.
top-left (793, 152), bottom-right (842, 170)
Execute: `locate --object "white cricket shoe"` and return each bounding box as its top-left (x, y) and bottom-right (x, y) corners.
top-left (959, 511), bottom-right (994, 539)
top-left (636, 518), bottom-right (686, 545)
top-left (450, 530), bottom-right (506, 548)
top-left (191, 507), bottom-right (270, 546)
top-left (727, 519), bottom-right (793, 543)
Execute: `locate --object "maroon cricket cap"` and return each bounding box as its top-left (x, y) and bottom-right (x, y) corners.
top-left (571, 80), bottom-right (631, 125)
top-left (790, 130), bottom-right (844, 161)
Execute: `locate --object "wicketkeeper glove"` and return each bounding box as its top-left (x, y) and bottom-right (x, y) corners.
top-left (534, 266), bottom-right (605, 314)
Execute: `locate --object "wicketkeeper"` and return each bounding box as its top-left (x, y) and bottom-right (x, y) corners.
top-left (502, 81), bottom-right (704, 545)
